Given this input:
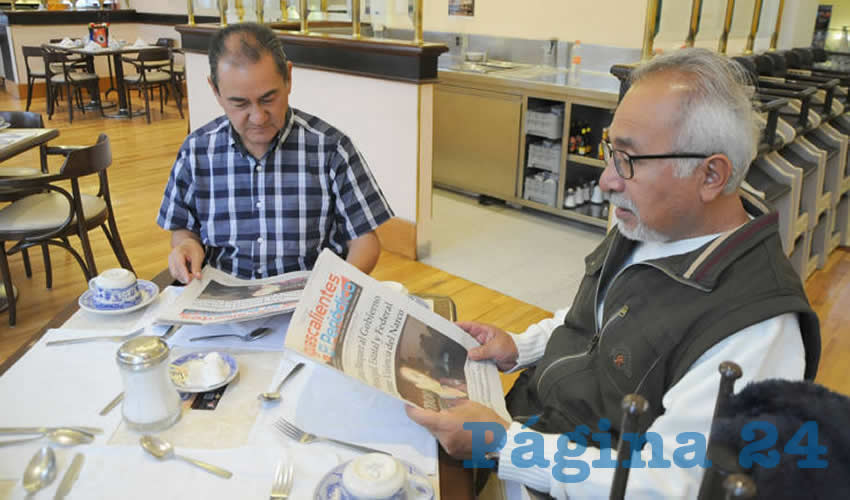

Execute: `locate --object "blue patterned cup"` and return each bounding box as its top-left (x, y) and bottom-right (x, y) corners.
top-left (88, 268), bottom-right (141, 310)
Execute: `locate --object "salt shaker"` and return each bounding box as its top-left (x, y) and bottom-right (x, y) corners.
top-left (116, 336), bottom-right (181, 431)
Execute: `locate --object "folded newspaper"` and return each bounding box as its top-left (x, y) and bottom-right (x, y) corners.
top-left (286, 249), bottom-right (510, 420)
top-left (156, 266), bottom-right (310, 325)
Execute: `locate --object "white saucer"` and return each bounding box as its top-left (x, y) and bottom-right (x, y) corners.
top-left (169, 352), bottom-right (239, 393)
top-left (314, 459), bottom-right (434, 500)
top-left (78, 280), bottom-right (159, 315)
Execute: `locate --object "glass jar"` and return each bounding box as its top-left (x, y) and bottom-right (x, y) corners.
top-left (116, 336), bottom-right (181, 432)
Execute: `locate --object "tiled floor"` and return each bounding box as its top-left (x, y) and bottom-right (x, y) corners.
top-left (422, 188), bottom-right (605, 313)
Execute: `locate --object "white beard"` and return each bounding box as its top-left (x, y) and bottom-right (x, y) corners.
top-left (608, 193), bottom-right (670, 243)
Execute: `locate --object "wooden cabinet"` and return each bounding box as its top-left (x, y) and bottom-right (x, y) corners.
top-left (433, 85), bottom-right (522, 201)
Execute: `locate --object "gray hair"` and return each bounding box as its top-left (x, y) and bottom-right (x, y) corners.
top-left (629, 48), bottom-right (757, 194)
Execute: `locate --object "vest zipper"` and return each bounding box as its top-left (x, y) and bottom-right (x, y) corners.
top-left (535, 304), bottom-right (630, 394)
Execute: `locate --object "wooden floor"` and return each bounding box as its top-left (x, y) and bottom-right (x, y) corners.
top-left (0, 91), bottom-right (848, 398)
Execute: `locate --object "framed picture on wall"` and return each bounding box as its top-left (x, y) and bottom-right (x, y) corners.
top-left (448, 0), bottom-right (474, 17)
top-left (812, 4), bottom-right (832, 49)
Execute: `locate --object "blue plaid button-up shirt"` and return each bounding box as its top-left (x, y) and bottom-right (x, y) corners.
top-left (157, 107), bottom-right (393, 279)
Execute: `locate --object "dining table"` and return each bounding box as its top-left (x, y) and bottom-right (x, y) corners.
top-left (47, 43), bottom-right (161, 120)
top-left (0, 269), bottom-right (477, 499)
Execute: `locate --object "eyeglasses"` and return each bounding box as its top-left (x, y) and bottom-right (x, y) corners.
top-left (601, 140), bottom-right (710, 180)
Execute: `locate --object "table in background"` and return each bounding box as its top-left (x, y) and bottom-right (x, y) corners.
top-left (48, 44), bottom-right (158, 119)
top-left (0, 269), bottom-right (476, 499)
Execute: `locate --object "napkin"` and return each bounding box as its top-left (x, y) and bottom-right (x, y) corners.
top-left (6, 444), bottom-right (336, 500)
top-left (0, 328), bottom-right (129, 479)
top-left (132, 38), bottom-right (147, 48)
top-left (251, 357), bottom-right (439, 475)
top-left (166, 314), bottom-right (291, 351)
top-left (83, 40), bottom-right (102, 52)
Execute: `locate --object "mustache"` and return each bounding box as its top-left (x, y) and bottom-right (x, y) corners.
top-left (608, 193), bottom-right (636, 212)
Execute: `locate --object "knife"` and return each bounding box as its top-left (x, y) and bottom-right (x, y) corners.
top-left (0, 427), bottom-right (102, 435)
top-left (98, 392), bottom-right (124, 416)
top-left (54, 453), bottom-right (84, 500)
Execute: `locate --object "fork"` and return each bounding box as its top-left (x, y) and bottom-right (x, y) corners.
top-left (45, 326), bottom-right (145, 346)
top-left (269, 460), bottom-right (293, 500)
top-left (273, 418), bottom-right (388, 455)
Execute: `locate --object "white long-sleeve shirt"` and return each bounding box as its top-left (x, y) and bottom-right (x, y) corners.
top-left (496, 234), bottom-right (806, 499)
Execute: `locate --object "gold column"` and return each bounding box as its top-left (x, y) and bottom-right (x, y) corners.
top-left (641, 0), bottom-right (661, 60)
top-left (299, 0), bottom-right (308, 33)
top-left (257, 0), bottom-right (264, 23)
top-left (10, 0), bottom-right (15, 11)
top-left (236, 0), bottom-right (244, 22)
top-left (717, 0), bottom-right (735, 54)
top-left (684, 0), bottom-right (703, 47)
top-left (281, 0), bottom-right (288, 21)
top-left (320, 0), bottom-right (327, 13)
top-left (187, 0), bottom-right (195, 25)
top-left (351, 0), bottom-right (360, 38)
top-left (219, 0), bottom-right (227, 27)
top-left (769, 0), bottom-right (785, 51)
top-left (413, 0), bottom-right (423, 45)
top-left (744, 0), bottom-right (763, 54)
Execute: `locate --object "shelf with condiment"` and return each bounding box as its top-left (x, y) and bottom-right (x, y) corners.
top-left (568, 154), bottom-right (606, 169)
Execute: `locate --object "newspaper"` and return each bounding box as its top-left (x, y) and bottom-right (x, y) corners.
top-left (286, 249), bottom-right (510, 420)
top-left (156, 266), bottom-right (310, 325)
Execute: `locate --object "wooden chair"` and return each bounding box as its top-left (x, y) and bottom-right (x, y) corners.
top-left (0, 111), bottom-right (53, 287)
top-left (42, 46), bottom-right (103, 124)
top-left (0, 134), bottom-right (134, 326)
top-left (20, 46), bottom-right (47, 112)
top-left (122, 47), bottom-right (184, 123)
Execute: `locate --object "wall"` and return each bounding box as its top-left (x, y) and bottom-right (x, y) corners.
top-left (133, 0), bottom-right (218, 16)
top-left (381, 0), bottom-right (647, 49)
top-left (183, 50), bottom-right (426, 226)
top-left (831, 0), bottom-right (850, 30)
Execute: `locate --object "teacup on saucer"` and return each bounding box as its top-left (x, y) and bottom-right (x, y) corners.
top-left (314, 454), bottom-right (434, 500)
top-left (88, 268), bottom-right (141, 310)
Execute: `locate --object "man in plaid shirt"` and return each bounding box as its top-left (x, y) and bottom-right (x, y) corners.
top-left (158, 23), bottom-right (393, 283)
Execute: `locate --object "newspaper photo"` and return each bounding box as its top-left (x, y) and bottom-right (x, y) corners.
top-left (286, 249), bottom-right (510, 420)
top-left (157, 266), bottom-right (310, 325)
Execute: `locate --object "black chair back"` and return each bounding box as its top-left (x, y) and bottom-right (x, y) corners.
top-left (154, 37), bottom-right (175, 48)
top-left (0, 111), bottom-right (45, 129)
top-left (60, 134), bottom-right (111, 178)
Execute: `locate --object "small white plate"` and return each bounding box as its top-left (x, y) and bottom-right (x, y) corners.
top-left (0, 121), bottom-right (10, 130)
top-left (314, 459), bottom-right (434, 500)
top-left (169, 352), bottom-right (239, 393)
top-left (78, 280), bottom-right (159, 315)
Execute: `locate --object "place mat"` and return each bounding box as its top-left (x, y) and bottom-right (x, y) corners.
top-left (109, 350), bottom-right (283, 450)
top-left (250, 355), bottom-right (439, 475)
top-left (0, 328), bottom-right (127, 479)
top-left (166, 313), bottom-right (292, 351)
top-left (4, 444), bottom-right (337, 500)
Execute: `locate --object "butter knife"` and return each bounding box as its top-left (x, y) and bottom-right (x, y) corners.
top-left (0, 427), bottom-right (102, 435)
top-left (98, 392), bottom-right (124, 416)
top-left (54, 453), bottom-right (84, 500)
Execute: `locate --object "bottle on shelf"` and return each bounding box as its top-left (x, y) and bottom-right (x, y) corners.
top-left (564, 188), bottom-right (576, 209)
top-left (598, 128), bottom-right (609, 161)
top-left (583, 125), bottom-right (593, 156)
top-left (569, 55), bottom-right (582, 85)
top-left (568, 122), bottom-right (577, 154)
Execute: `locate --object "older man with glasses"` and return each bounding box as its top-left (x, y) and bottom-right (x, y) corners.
top-left (408, 48), bottom-right (821, 498)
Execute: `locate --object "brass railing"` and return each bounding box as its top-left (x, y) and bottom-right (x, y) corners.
top-left (187, 0), bottom-right (195, 25)
top-left (769, 0), bottom-right (785, 51)
top-left (744, 0), bottom-right (763, 55)
top-left (641, 0), bottom-right (661, 60)
top-left (717, 0), bottom-right (735, 54)
top-left (684, 0), bottom-right (703, 48)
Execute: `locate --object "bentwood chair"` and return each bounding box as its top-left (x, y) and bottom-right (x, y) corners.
top-left (0, 134), bottom-right (134, 326)
top-left (122, 47), bottom-right (184, 123)
top-left (20, 46), bottom-right (47, 112)
top-left (0, 111), bottom-right (53, 287)
top-left (42, 46), bottom-right (104, 124)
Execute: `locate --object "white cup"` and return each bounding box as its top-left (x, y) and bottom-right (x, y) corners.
top-left (88, 268), bottom-right (141, 309)
top-left (381, 281), bottom-right (409, 296)
top-left (340, 454), bottom-right (432, 499)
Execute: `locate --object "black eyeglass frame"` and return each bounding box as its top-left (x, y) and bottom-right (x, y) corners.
top-left (601, 140), bottom-right (711, 180)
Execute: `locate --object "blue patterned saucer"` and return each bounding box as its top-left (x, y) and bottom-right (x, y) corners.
top-left (314, 458), bottom-right (434, 500)
top-left (78, 280), bottom-right (158, 315)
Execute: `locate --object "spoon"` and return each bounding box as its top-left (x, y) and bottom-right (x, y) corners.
top-left (22, 446), bottom-right (57, 493)
top-left (140, 435), bottom-right (232, 478)
top-left (259, 362), bottom-right (305, 403)
top-left (189, 327), bottom-right (272, 343)
top-left (0, 428), bottom-right (94, 448)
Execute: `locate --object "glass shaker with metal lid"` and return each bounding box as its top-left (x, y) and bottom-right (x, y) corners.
top-left (116, 336), bottom-right (181, 431)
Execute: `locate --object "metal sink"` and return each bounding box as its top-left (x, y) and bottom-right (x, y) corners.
top-left (442, 59), bottom-right (521, 74)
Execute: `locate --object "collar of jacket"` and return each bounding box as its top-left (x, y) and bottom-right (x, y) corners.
top-left (584, 190), bottom-right (778, 292)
